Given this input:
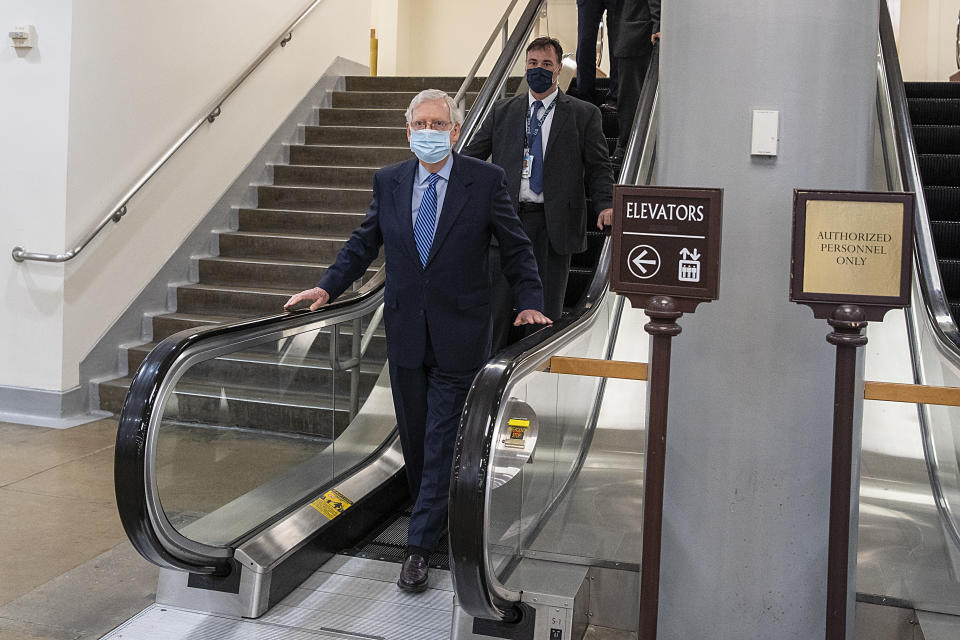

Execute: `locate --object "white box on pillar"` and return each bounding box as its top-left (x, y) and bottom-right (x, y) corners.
top-left (751, 109), bottom-right (779, 156)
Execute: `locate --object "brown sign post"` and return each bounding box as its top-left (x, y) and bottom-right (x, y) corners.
top-left (611, 185), bottom-right (723, 640)
top-left (790, 189), bottom-right (914, 640)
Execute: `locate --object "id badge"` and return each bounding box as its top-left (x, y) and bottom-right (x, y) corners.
top-left (521, 151), bottom-right (534, 179)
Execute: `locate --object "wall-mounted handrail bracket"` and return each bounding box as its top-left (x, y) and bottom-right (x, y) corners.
top-left (281, 32), bottom-right (293, 47)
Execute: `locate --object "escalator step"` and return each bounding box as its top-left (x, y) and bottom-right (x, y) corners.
top-left (925, 186), bottom-right (960, 222)
top-left (918, 155), bottom-right (960, 187)
top-left (938, 259), bottom-right (960, 298)
top-left (908, 99), bottom-right (960, 126)
top-left (345, 511), bottom-right (450, 570)
top-left (564, 267), bottom-right (595, 307)
top-left (905, 82), bottom-right (960, 100)
top-left (607, 136), bottom-right (619, 156)
top-left (601, 108), bottom-right (619, 139)
top-left (931, 221), bottom-right (960, 259)
top-left (912, 125), bottom-right (960, 154)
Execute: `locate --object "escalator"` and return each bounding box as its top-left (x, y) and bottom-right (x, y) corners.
top-left (111, 0), bottom-right (658, 638)
top-left (905, 82), bottom-right (960, 323)
top-left (856, 3), bottom-right (960, 629)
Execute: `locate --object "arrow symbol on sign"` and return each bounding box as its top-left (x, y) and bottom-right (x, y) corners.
top-left (632, 249), bottom-right (658, 274)
top-left (680, 248), bottom-right (701, 261)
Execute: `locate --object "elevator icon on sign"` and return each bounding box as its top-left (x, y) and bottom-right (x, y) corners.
top-left (678, 248), bottom-right (702, 282)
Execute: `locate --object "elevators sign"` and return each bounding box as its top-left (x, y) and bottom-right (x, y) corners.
top-left (790, 190), bottom-right (914, 320)
top-left (611, 185), bottom-right (723, 312)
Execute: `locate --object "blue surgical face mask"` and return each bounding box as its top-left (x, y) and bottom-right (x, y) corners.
top-left (409, 128), bottom-right (452, 164)
top-left (526, 66), bottom-right (555, 94)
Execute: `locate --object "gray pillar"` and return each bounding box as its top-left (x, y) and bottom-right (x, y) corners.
top-left (653, 1), bottom-right (878, 638)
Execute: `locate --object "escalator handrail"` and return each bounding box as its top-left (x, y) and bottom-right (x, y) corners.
top-left (115, 272), bottom-right (386, 574)
top-left (877, 1), bottom-right (960, 559)
top-left (879, 1), bottom-right (960, 358)
top-left (114, 0), bottom-right (557, 576)
top-left (449, 44), bottom-right (661, 622)
top-left (453, 0), bottom-right (523, 107)
top-left (458, 0), bottom-right (547, 150)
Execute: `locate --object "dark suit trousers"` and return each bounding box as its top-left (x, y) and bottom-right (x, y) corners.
top-left (576, 0), bottom-right (619, 103)
top-left (616, 49), bottom-right (652, 149)
top-left (490, 207), bottom-right (571, 352)
top-left (388, 331), bottom-right (479, 554)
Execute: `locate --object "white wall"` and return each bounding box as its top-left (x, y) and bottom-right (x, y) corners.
top-left (395, 0), bottom-right (512, 75)
top-left (3, 0), bottom-right (374, 394)
top-left (372, 0), bottom-right (400, 76)
top-left (0, 1), bottom-right (73, 391)
top-left (899, 0), bottom-right (960, 80)
top-left (385, 0), bottom-right (584, 78)
top-left (60, 0), bottom-right (371, 390)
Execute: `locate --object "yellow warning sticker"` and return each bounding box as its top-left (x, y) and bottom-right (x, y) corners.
top-left (504, 417), bottom-right (530, 447)
top-left (310, 489), bottom-right (353, 520)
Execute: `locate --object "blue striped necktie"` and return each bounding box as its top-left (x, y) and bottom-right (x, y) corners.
top-left (414, 173), bottom-right (441, 267)
top-left (530, 100), bottom-right (544, 194)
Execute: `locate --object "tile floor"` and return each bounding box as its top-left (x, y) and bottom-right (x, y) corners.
top-left (0, 419), bottom-right (158, 640)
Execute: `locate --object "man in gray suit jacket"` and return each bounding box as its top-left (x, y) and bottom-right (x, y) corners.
top-left (463, 36), bottom-right (614, 349)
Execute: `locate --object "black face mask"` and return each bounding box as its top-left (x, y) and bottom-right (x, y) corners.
top-left (526, 66), bottom-right (555, 93)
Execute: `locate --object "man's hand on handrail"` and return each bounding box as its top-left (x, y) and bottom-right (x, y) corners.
top-left (514, 309), bottom-right (552, 326)
top-left (284, 287), bottom-right (330, 312)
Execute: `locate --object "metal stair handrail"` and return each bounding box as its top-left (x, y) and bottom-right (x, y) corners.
top-left (12, 0), bottom-right (332, 264)
top-left (453, 0), bottom-right (523, 109)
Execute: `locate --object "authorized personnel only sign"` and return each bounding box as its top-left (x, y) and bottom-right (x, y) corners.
top-left (790, 190), bottom-right (914, 319)
top-left (611, 186), bottom-right (723, 310)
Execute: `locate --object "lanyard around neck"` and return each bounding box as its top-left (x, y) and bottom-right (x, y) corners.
top-left (525, 98), bottom-right (557, 148)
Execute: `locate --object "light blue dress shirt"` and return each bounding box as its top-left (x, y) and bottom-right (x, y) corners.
top-left (411, 154), bottom-right (453, 231)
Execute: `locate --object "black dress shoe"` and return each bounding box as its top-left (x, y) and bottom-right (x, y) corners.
top-left (397, 553), bottom-right (429, 593)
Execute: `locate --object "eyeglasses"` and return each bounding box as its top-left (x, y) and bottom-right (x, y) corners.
top-left (411, 120), bottom-right (453, 131)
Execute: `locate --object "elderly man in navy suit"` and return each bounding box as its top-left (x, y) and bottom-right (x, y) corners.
top-left (284, 89), bottom-right (550, 592)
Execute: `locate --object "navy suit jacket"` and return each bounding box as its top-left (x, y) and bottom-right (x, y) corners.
top-left (317, 153), bottom-right (544, 371)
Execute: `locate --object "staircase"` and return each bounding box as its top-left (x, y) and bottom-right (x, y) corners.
top-left (98, 76), bottom-right (483, 435)
top-left (906, 82), bottom-right (960, 321)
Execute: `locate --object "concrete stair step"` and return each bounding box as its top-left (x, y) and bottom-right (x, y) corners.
top-left (217, 231), bottom-right (382, 263)
top-left (332, 90), bottom-right (478, 109)
top-left (175, 283), bottom-right (303, 317)
top-left (288, 144), bottom-right (411, 167)
top-left (315, 108), bottom-right (407, 127)
top-left (341, 75), bottom-right (522, 94)
top-left (304, 125), bottom-right (407, 146)
top-left (124, 341), bottom-right (383, 398)
top-left (198, 256), bottom-right (377, 289)
top-left (344, 76), bottom-right (482, 92)
top-left (150, 312), bottom-right (235, 342)
top-left (273, 165), bottom-right (378, 188)
top-left (237, 208), bottom-right (365, 234)
top-left (257, 185), bottom-right (372, 212)
top-left (99, 376), bottom-right (352, 437)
